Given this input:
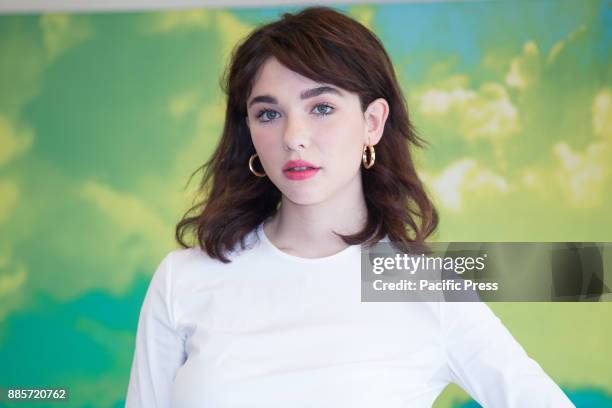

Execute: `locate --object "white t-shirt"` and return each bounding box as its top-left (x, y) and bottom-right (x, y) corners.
top-left (125, 223), bottom-right (574, 407)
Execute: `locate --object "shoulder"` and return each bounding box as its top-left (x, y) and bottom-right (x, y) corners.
top-left (146, 248), bottom-right (212, 296)
top-left (159, 232), bottom-right (262, 281)
top-left (168, 225), bottom-right (262, 264)
top-left (160, 246), bottom-right (232, 282)
top-left (163, 246), bottom-right (216, 269)
top-left (164, 223), bottom-right (262, 268)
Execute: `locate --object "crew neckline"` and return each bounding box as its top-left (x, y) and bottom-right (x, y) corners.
top-left (256, 222), bottom-right (361, 264)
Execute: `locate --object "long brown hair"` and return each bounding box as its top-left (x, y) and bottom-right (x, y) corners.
top-left (175, 6), bottom-right (438, 262)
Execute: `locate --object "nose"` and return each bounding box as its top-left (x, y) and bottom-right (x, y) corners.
top-left (282, 113), bottom-right (310, 151)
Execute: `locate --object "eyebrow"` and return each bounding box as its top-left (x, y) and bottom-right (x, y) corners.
top-left (247, 85), bottom-right (343, 109)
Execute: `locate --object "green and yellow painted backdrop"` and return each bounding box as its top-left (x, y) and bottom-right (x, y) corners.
top-left (0, 0), bottom-right (610, 406)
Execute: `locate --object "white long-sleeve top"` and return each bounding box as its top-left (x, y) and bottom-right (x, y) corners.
top-left (125, 223), bottom-right (574, 407)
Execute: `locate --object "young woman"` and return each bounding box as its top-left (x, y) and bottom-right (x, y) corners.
top-left (126, 6), bottom-right (574, 407)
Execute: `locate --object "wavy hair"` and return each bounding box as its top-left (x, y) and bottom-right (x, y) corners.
top-left (175, 6), bottom-right (438, 262)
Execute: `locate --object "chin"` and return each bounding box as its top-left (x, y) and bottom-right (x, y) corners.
top-left (282, 190), bottom-right (327, 206)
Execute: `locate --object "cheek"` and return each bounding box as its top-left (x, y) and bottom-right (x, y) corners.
top-left (251, 128), bottom-right (278, 155)
top-left (316, 120), bottom-right (364, 164)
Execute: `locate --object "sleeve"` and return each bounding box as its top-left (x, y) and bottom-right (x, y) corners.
top-left (440, 301), bottom-right (575, 407)
top-left (125, 251), bottom-right (187, 408)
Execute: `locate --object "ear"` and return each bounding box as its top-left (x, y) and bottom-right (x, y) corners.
top-left (363, 98), bottom-right (389, 146)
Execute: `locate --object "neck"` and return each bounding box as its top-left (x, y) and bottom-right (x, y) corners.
top-left (263, 176), bottom-right (368, 258)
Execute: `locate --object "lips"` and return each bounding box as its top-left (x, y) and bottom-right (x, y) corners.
top-left (282, 160), bottom-right (321, 181)
top-left (282, 160), bottom-right (320, 172)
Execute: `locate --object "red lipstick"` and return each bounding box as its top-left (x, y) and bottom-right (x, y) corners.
top-left (283, 160), bottom-right (321, 181)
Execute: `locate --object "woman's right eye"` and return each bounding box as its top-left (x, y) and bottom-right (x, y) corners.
top-left (256, 109), bottom-right (280, 123)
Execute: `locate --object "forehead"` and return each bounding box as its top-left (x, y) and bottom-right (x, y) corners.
top-left (249, 57), bottom-right (344, 96)
top-left (253, 57), bottom-right (311, 86)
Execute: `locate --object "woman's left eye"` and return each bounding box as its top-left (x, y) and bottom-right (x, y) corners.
top-left (313, 104), bottom-right (334, 116)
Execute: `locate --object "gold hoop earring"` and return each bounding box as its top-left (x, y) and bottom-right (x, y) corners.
top-left (248, 153), bottom-right (266, 177)
top-left (362, 144), bottom-right (375, 169)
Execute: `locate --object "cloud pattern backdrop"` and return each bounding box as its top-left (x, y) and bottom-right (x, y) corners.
top-left (0, 1), bottom-right (611, 406)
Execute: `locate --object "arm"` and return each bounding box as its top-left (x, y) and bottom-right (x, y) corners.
top-left (126, 251), bottom-right (186, 408)
top-left (440, 301), bottom-right (574, 407)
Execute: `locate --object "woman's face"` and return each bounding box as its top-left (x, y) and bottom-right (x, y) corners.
top-left (246, 57), bottom-right (386, 206)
